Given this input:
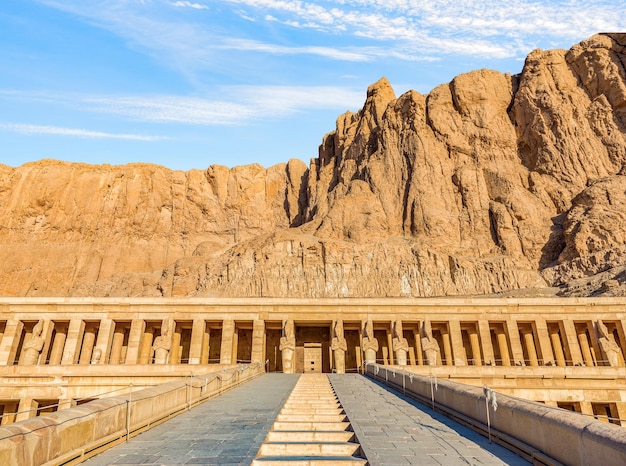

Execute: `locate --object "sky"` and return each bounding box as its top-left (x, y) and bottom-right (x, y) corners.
top-left (1, 1), bottom-right (625, 171)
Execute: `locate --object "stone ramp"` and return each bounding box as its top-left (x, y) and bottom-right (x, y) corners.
top-left (83, 374), bottom-right (299, 466)
top-left (252, 373), bottom-right (367, 465)
top-left (329, 374), bottom-right (530, 466)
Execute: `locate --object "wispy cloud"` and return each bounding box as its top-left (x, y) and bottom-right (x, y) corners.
top-left (221, 38), bottom-right (371, 61)
top-left (170, 1), bottom-right (208, 10)
top-left (0, 123), bottom-right (167, 141)
top-left (1, 86), bottom-right (365, 126)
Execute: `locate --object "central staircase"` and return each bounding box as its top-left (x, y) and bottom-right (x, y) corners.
top-left (252, 373), bottom-right (367, 465)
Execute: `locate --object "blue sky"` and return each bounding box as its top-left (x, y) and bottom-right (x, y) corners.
top-left (1, 1), bottom-right (624, 171)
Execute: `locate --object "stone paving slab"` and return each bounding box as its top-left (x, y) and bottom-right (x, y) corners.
top-left (84, 374), bottom-right (300, 466)
top-left (329, 374), bottom-right (530, 466)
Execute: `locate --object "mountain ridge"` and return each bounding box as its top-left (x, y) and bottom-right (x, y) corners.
top-left (1, 33), bottom-right (626, 298)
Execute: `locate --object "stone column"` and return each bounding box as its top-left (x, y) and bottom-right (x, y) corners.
top-left (448, 320), bottom-right (466, 366)
top-left (0, 320), bottom-right (24, 366)
top-left (61, 319), bottom-right (85, 365)
top-left (506, 321), bottom-right (525, 366)
top-left (534, 318), bottom-right (555, 366)
top-left (413, 328), bottom-right (423, 365)
top-left (124, 319), bottom-right (146, 365)
top-left (16, 399), bottom-right (35, 422)
top-left (93, 319), bottom-right (114, 365)
top-left (522, 327), bottom-right (539, 366)
top-left (562, 320), bottom-right (584, 365)
top-left (78, 324), bottom-right (97, 365)
top-left (549, 326), bottom-right (567, 367)
top-left (441, 326), bottom-right (453, 366)
top-left (577, 327), bottom-right (595, 366)
top-left (495, 326), bottom-right (511, 366)
top-left (251, 320), bottom-right (265, 365)
top-left (138, 323), bottom-right (156, 364)
top-left (48, 324), bottom-right (67, 365)
top-left (478, 320), bottom-right (495, 366)
top-left (188, 319), bottom-right (207, 365)
top-left (109, 328), bottom-right (125, 365)
top-left (468, 328), bottom-right (482, 366)
top-left (220, 319), bottom-right (236, 365)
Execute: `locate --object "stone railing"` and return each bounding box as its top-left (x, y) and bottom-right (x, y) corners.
top-left (0, 363), bottom-right (264, 466)
top-left (366, 364), bottom-right (626, 466)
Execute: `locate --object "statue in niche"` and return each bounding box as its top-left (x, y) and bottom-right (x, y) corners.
top-left (153, 319), bottom-right (173, 364)
top-left (597, 320), bottom-right (622, 367)
top-left (279, 320), bottom-right (296, 374)
top-left (392, 320), bottom-right (409, 366)
top-left (421, 320), bottom-right (440, 366)
top-left (22, 320), bottom-right (45, 365)
top-left (331, 320), bottom-right (348, 373)
top-left (90, 348), bottom-right (103, 364)
top-left (362, 320), bottom-right (379, 365)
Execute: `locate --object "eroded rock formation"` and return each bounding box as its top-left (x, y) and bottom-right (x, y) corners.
top-left (1, 33), bottom-right (626, 298)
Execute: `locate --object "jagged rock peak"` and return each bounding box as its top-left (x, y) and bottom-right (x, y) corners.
top-left (2, 34), bottom-right (626, 298)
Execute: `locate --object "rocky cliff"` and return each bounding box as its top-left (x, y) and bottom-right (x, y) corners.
top-left (1, 33), bottom-right (625, 298)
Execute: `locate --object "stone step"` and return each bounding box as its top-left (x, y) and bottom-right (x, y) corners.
top-left (251, 456), bottom-right (368, 465)
top-left (279, 408), bottom-right (345, 415)
top-left (275, 414), bottom-right (348, 423)
top-left (254, 374), bottom-right (367, 465)
top-left (271, 421), bottom-right (352, 431)
top-left (257, 442), bottom-right (362, 457)
top-left (266, 431), bottom-right (356, 443)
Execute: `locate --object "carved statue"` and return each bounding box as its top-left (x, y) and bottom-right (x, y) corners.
top-left (90, 347), bottom-right (103, 364)
top-left (279, 320), bottom-right (296, 373)
top-left (392, 320), bottom-right (409, 366)
top-left (153, 319), bottom-right (173, 364)
top-left (22, 320), bottom-right (45, 365)
top-left (362, 320), bottom-right (379, 365)
top-left (421, 320), bottom-right (440, 366)
top-left (331, 320), bottom-right (348, 373)
top-left (597, 320), bottom-right (622, 367)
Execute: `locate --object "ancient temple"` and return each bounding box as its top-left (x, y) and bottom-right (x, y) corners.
top-left (0, 296), bottom-right (625, 426)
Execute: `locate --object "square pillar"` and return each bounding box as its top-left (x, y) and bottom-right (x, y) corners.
top-left (220, 319), bottom-right (235, 365)
top-left (94, 319), bottom-right (115, 365)
top-left (478, 320), bottom-right (495, 365)
top-left (188, 319), bottom-right (207, 365)
top-left (61, 319), bottom-right (85, 365)
top-left (448, 320), bottom-right (466, 365)
top-left (506, 321), bottom-right (526, 366)
top-left (124, 319), bottom-right (146, 365)
top-left (534, 318), bottom-right (555, 366)
top-left (0, 320), bottom-right (24, 366)
top-left (562, 320), bottom-right (584, 365)
top-left (251, 320), bottom-right (265, 364)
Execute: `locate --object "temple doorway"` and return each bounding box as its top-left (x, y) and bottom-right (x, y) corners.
top-left (295, 325), bottom-right (331, 373)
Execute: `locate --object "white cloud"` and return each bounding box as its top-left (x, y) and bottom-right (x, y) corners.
top-left (0, 123), bottom-right (167, 141)
top-left (170, 1), bottom-right (208, 9)
top-left (222, 38), bottom-right (371, 61)
top-left (1, 86), bottom-right (365, 127)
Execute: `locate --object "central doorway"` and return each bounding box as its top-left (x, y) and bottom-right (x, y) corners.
top-left (295, 325), bottom-right (331, 373)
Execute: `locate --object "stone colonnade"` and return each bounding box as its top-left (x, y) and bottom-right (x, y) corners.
top-left (0, 297), bottom-right (625, 424)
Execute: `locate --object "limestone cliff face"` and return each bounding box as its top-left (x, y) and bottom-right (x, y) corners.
top-left (1, 33), bottom-right (626, 297)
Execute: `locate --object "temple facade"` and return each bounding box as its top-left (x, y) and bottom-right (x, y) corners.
top-left (0, 297), bottom-right (625, 425)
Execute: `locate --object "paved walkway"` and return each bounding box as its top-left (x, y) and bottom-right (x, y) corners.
top-left (84, 374), bottom-right (529, 465)
top-left (84, 374), bottom-right (299, 466)
top-left (329, 374), bottom-right (529, 466)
